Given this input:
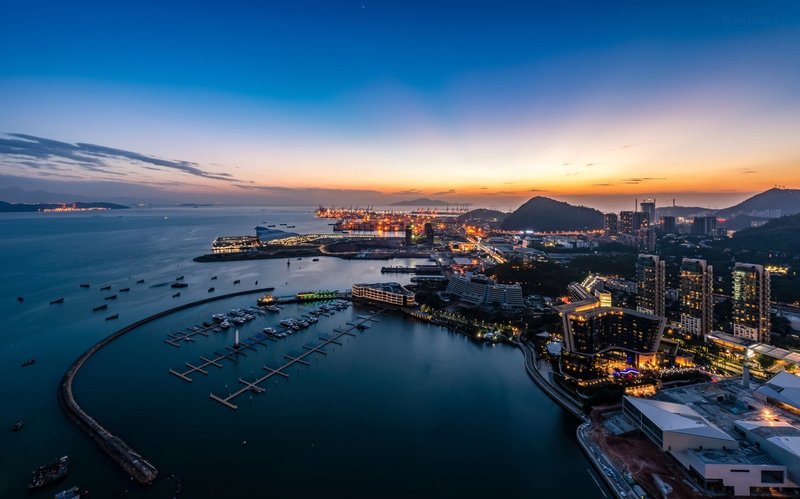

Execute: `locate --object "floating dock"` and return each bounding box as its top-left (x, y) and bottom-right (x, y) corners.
top-left (208, 309), bottom-right (384, 410)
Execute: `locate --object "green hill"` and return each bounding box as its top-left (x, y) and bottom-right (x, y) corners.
top-left (729, 213), bottom-right (800, 254)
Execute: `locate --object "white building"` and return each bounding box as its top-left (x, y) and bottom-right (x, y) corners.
top-left (351, 282), bottom-right (415, 307)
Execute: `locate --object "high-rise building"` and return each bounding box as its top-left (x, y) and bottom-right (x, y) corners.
top-left (636, 254), bottom-right (665, 317)
top-left (692, 216), bottom-right (717, 236)
top-left (632, 211), bottom-right (649, 232)
top-left (619, 211), bottom-right (634, 235)
top-left (639, 227), bottom-right (656, 253)
top-left (680, 259), bottom-right (713, 339)
top-left (405, 225), bottom-right (413, 247)
top-left (424, 222), bottom-right (434, 245)
top-left (604, 213), bottom-right (618, 236)
top-left (732, 263), bottom-right (771, 343)
top-left (640, 198), bottom-right (656, 227)
top-left (662, 216), bottom-right (676, 235)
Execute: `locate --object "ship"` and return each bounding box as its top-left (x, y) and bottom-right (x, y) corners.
top-left (104, 294), bottom-right (118, 300)
top-left (176, 275), bottom-right (185, 280)
top-left (21, 358), bottom-right (35, 367)
top-left (172, 292), bottom-right (181, 298)
top-left (171, 282), bottom-right (188, 288)
top-left (50, 297), bottom-right (64, 305)
top-left (105, 314), bottom-right (119, 321)
top-left (136, 279), bottom-right (145, 284)
top-left (211, 275), bottom-right (218, 280)
top-left (79, 284), bottom-right (90, 289)
top-left (28, 455), bottom-right (69, 489)
top-left (208, 287), bottom-right (215, 292)
top-left (119, 287), bottom-right (130, 292)
top-left (233, 279), bottom-right (240, 285)
top-left (100, 285), bottom-right (111, 291)
top-left (92, 304), bottom-right (108, 312)
top-left (13, 421), bottom-right (25, 431)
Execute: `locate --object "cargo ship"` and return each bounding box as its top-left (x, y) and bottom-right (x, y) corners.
top-left (28, 455), bottom-right (69, 489)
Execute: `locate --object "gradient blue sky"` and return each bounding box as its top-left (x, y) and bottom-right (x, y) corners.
top-left (1, 1), bottom-right (799, 209)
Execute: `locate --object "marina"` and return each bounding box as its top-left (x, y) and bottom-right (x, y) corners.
top-left (208, 308), bottom-right (384, 410)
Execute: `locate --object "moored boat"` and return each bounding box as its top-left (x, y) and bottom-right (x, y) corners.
top-left (28, 455), bottom-right (69, 489)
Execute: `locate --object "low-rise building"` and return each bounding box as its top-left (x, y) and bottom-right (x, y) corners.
top-left (445, 273), bottom-right (524, 308)
top-left (351, 282), bottom-right (415, 307)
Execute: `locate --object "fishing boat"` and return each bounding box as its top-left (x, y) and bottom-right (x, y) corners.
top-left (21, 358), bottom-right (35, 367)
top-left (176, 275), bottom-right (185, 281)
top-left (104, 294), bottom-right (117, 300)
top-left (105, 314), bottom-right (119, 321)
top-left (211, 275), bottom-right (218, 280)
top-left (79, 284), bottom-right (90, 289)
top-left (119, 287), bottom-right (130, 292)
top-left (17, 296), bottom-right (24, 302)
top-left (233, 279), bottom-right (241, 285)
top-left (50, 298), bottom-right (64, 305)
top-left (136, 279), bottom-right (145, 284)
top-left (208, 287), bottom-right (215, 292)
top-left (171, 282), bottom-right (188, 288)
top-left (13, 421), bottom-right (25, 431)
top-left (172, 292), bottom-right (181, 298)
top-left (92, 304), bottom-right (108, 312)
top-left (100, 285), bottom-right (111, 291)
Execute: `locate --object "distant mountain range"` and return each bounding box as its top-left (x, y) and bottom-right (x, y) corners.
top-left (655, 188), bottom-right (800, 230)
top-left (0, 201), bottom-right (129, 212)
top-left (501, 196), bottom-right (604, 231)
top-left (390, 198), bottom-right (461, 207)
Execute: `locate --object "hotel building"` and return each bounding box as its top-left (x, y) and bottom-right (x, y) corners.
top-left (352, 282), bottom-right (415, 307)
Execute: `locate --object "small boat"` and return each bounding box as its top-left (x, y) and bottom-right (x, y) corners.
top-left (100, 285), bottom-right (111, 291)
top-left (21, 358), bottom-right (35, 367)
top-left (171, 282), bottom-right (188, 288)
top-left (54, 486), bottom-right (85, 499)
top-left (119, 288), bottom-right (130, 292)
top-left (208, 287), bottom-right (215, 292)
top-left (296, 257), bottom-right (302, 260)
top-left (105, 314), bottom-right (119, 321)
top-left (79, 284), bottom-right (90, 289)
top-left (312, 258), bottom-right (319, 262)
top-left (287, 260), bottom-right (290, 266)
top-left (92, 304), bottom-right (108, 312)
top-left (104, 295), bottom-right (117, 300)
top-left (17, 296), bottom-right (24, 302)
top-left (172, 292), bottom-right (181, 298)
top-left (50, 298), bottom-right (64, 305)
top-left (211, 275), bottom-right (218, 280)
top-left (176, 275), bottom-right (185, 281)
top-left (267, 224), bottom-right (275, 227)
top-left (255, 280), bottom-right (258, 285)
top-left (13, 421), bottom-right (25, 432)
top-left (233, 279), bottom-right (241, 285)
top-left (28, 455), bottom-right (69, 489)
top-left (136, 279), bottom-right (145, 284)
top-left (287, 225), bottom-right (296, 228)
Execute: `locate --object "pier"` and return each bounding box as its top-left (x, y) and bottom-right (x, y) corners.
top-left (58, 286), bottom-right (274, 485)
top-left (208, 309), bottom-right (384, 410)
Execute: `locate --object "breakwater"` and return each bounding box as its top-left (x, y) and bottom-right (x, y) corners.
top-left (58, 287), bottom-right (275, 484)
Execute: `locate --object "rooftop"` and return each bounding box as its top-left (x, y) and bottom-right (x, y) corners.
top-left (353, 282), bottom-right (414, 296)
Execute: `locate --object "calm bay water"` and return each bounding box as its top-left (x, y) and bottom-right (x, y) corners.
top-left (0, 207), bottom-right (602, 498)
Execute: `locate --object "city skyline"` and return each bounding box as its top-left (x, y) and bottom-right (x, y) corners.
top-left (1, 1), bottom-right (799, 209)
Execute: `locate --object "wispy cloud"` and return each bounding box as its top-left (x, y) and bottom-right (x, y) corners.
top-left (620, 177), bottom-right (667, 184)
top-left (0, 133), bottom-right (235, 182)
top-left (432, 189), bottom-right (456, 195)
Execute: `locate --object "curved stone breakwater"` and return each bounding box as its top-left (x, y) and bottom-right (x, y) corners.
top-left (58, 287), bottom-right (275, 485)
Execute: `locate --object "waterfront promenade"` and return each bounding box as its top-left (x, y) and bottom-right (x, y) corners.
top-left (58, 287), bottom-right (275, 484)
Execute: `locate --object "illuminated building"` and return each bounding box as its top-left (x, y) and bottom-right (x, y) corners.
top-left (558, 304), bottom-right (665, 378)
top-left (680, 258), bottom-right (714, 339)
top-left (352, 282), bottom-right (415, 307)
top-left (636, 254), bottom-right (665, 317)
top-left (211, 236), bottom-right (261, 254)
top-left (445, 274), bottom-right (524, 308)
top-left (405, 225), bottom-right (413, 247)
top-left (640, 198), bottom-right (656, 227)
top-left (424, 222), bottom-right (434, 245)
top-left (732, 263), bottom-right (771, 343)
top-left (603, 213), bottom-right (618, 236)
top-left (619, 211), bottom-right (634, 235)
top-left (632, 211), bottom-right (649, 232)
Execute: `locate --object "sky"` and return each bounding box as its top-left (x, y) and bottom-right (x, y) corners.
top-left (1, 0), bottom-right (799, 211)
